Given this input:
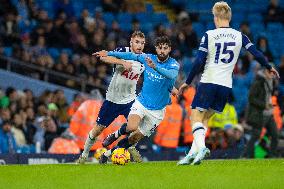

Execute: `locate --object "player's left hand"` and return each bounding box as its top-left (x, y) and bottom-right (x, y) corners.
top-left (270, 67), bottom-right (280, 79)
top-left (178, 83), bottom-right (188, 98)
top-left (92, 50), bottom-right (108, 57)
top-left (146, 57), bottom-right (156, 69)
top-left (171, 87), bottom-right (178, 97)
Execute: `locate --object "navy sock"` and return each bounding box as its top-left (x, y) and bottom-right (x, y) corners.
top-left (111, 137), bottom-right (131, 153)
top-left (118, 123), bottom-right (130, 136)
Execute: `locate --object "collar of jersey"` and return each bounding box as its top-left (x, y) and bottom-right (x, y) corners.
top-left (219, 26), bottom-right (231, 28)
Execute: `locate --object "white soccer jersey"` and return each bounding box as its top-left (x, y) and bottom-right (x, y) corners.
top-left (199, 27), bottom-right (251, 88)
top-left (106, 56), bottom-right (145, 104)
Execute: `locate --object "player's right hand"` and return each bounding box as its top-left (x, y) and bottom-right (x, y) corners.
top-left (92, 50), bottom-right (108, 57)
top-left (270, 67), bottom-right (280, 79)
top-left (178, 83), bottom-right (188, 98)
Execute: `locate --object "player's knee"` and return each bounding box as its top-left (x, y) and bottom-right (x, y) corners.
top-left (126, 124), bottom-right (138, 133)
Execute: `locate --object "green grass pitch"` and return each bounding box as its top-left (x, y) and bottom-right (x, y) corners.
top-left (0, 159), bottom-right (284, 189)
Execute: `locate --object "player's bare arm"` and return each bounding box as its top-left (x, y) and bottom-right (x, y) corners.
top-left (100, 56), bottom-right (132, 72)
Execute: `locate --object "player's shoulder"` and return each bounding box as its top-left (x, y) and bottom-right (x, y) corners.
top-left (168, 57), bottom-right (180, 69)
top-left (114, 47), bottom-right (131, 52)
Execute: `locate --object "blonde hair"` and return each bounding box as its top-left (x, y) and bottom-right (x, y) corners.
top-left (212, 1), bottom-right (232, 21)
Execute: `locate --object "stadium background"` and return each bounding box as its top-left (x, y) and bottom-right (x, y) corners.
top-left (1, 0), bottom-right (284, 163)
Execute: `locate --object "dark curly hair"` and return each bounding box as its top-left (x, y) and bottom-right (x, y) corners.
top-left (154, 36), bottom-right (172, 47)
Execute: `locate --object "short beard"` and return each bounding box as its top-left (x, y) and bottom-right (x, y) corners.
top-left (157, 55), bottom-right (169, 62)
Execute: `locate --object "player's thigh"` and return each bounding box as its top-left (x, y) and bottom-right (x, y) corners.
top-left (191, 83), bottom-right (216, 113)
top-left (96, 100), bottom-right (122, 127)
top-left (211, 85), bottom-right (231, 113)
top-left (138, 109), bottom-right (165, 137)
top-left (127, 100), bottom-right (145, 131)
top-left (128, 130), bottom-right (145, 144)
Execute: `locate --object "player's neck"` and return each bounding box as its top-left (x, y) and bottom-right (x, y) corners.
top-left (217, 20), bottom-right (230, 28)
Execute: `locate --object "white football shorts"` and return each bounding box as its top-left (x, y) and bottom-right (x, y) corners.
top-left (129, 100), bottom-right (165, 137)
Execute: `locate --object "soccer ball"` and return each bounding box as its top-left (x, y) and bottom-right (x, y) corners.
top-left (111, 148), bottom-right (131, 165)
top-left (94, 147), bottom-right (107, 160)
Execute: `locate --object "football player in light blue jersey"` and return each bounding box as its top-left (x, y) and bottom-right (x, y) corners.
top-left (177, 1), bottom-right (279, 166)
top-left (94, 36), bottom-right (180, 163)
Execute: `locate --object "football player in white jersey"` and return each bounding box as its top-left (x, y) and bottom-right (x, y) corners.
top-left (177, 1), bottom-right (279, 165)
top-left (76, 31), bottom-right (146, 164)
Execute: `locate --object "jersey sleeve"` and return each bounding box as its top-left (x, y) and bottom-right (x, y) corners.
top-left (108, 51), bottom-right (147, 65)
top-left (155, 60), bottom-right (179, 80)
top-left (242, 34), bottom-right (253, 50)
top-left (198, 33), bottom-right (208, 53)
top-left (242, 34), bottom-right (272, 70)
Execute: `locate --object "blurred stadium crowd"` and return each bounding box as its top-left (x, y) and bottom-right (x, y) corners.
top-left (1, 0), bottom-right (284, 158)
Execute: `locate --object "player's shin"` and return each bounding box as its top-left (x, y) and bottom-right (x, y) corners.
top-left (81, 131), bottom-right (97, 158)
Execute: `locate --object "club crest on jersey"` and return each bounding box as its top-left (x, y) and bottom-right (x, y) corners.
top-left (121, 70), bottom-right (139, 80)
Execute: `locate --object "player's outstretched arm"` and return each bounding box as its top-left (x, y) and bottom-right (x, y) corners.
top-left (185, 50), bottom-right (207, 85)
top-left (100, 56), bottom-right (132, 71)
top-left (242, 34), bottom-right (280, 78)
top-left (146, 57), bottom-right (179, 79)
top-left (107, 51), bottom-right (147, 65)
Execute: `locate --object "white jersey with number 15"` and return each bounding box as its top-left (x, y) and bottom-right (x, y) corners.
top-left (199, 27), bottom-right (251, 88)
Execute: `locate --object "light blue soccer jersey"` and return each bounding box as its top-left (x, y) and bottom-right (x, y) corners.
top-left (108, 52), bottom-right (180, 110)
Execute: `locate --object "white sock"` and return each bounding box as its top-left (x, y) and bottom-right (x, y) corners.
top-left (81, 131), bottom-right (96, 158)
top-left (188, 140), bottom-right (198, 155)
top-left (192, 122), bottom-right (206, 150)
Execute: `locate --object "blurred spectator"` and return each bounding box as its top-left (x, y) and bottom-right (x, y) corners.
top-left (0, 121), bottom-right (17, 153)
top-left (49, 17), bottom-right (69, 48)
top-left (53, 89), bottom-right (69, 124)
top-left (123, 0), bottom-right (145, 13)
top-left (208, 103), bottom-right (238, 129)
top-left (67, 93), bottom-right (86, 117)
top-left (48, 129), bottom-right (80, 154)
top-left (53, 0), bottom-right (75, 18)
top-left (0, 108), bottom-right (11, 126)
top-left (0, 12), bottom-right (20, 46)
top-left (245, 68), bottom-right (278, 158)
top-left (11, 113), bottom-right (27, 146)
top-left (278, 55), bottom-right (284, 98)
top-left (264, 0), bottom-right (284, 23)
top-left (0, 0), bottom-right (17, 17)
top-left (102, 0), bottom-right (121, 13)
top-left (256, 36), bottom-right (274, 62)
top-left (239, 22), bottom-right (253, 42)
top-left (183, 20), bottom-right (198, 57)
top-left (43, 117), bottom-right (59, 151)
top-left (0, 87), bottom-right (17, 108)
